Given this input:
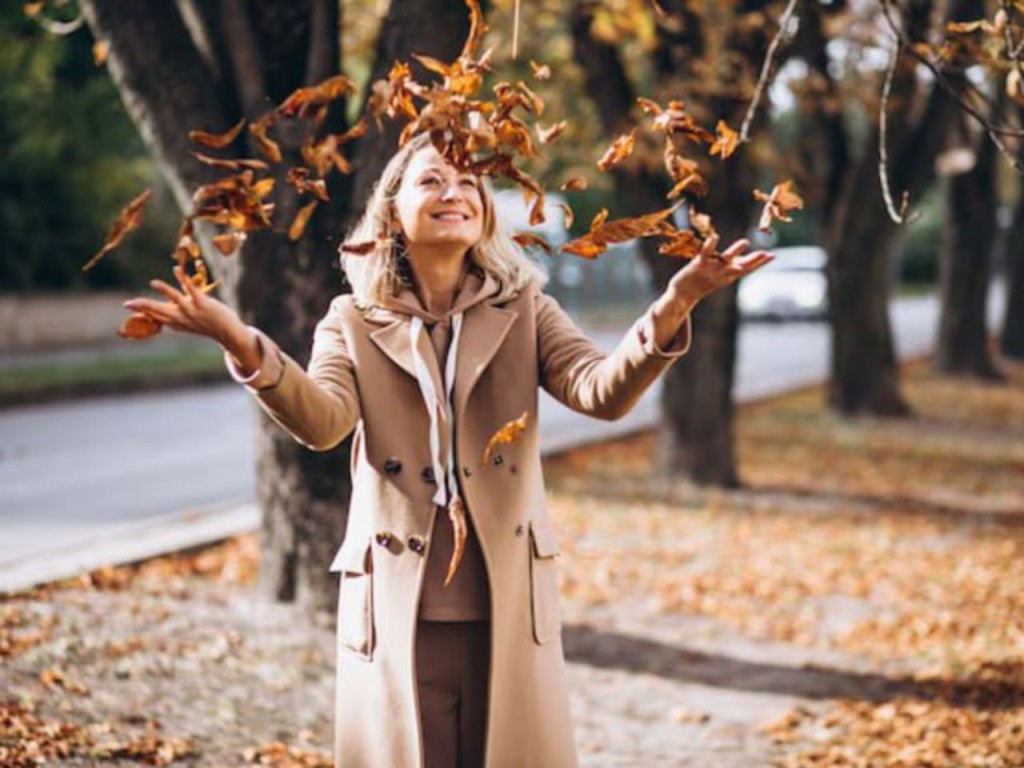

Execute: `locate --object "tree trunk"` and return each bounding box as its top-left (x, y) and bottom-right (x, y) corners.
top-left (936, 132), bottom-right (1002, 378)
top-left (1000, 182), bottom-right (1024, 359)
top-left (570, 0), bottom-right (763, 486)
top-left (81, 0), bottom-right (468, 615)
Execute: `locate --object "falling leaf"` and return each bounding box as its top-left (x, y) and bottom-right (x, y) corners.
top-left (597, 130), bottom-right (636, 171)
top-left (286, 167), bottom-right (330, 201)
top-left (536, 120), bottom-right (567, 144)
top-left (667, 174), bottom-right (704, 199)
top-left (529, 60), bottom-right (551, 80)
top-left (562, 205), bottom-right (679, 259)
top-left (23, 2), bottom-right (42, 16)
top-left (276, 74), bottom-right (358, 119)
top-left (709, 120), bottom-right (739, 159)
top-left (188, 118), bottom-right (246, 150)
top-left (192, 152), bottom-right (269, 172)
top-left (212, 232), bottom-right (247, 256)
top-left (483, 411), bottom-right (529, 465)
top-left (754, 179), bottom-right (804, 232)
top-left (249, 115), bottom-right (282, 163)
top-left (688, 206), bottom-right (717, 240)
top-left (92, 40), bottom-right (110, 66)
top-left (117, 313), bottom-right (163, 340)
top-left (560, 177), bottom-right (589, 192)
top-left (658, 230), bottom-right (703, 258)
top-left (444, 498), bottom-right (468, 587)
top-left (339, 240), bottom-right (378, 256)
top-left (557, 201), bottom-right (574, 228)
top-left (82, 188), bottom-right (153, 272)
top-left (512, 232), bottom-right (553, 255)
top-left (289, 200), bottom-right (318, 241)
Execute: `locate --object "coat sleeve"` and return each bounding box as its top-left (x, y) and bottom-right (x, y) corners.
top-left (223, 296), bottom-right (361, 451)
top-left (536, 290), bottom-right (692, 421)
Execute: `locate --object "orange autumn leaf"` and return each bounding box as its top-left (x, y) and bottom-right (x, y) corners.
top-left (482, 411), bottom-right (529, 465)
top-left (276, 74), bottom-right (358, 119)
top-left (529, 60), bottom-right (551, 80)
top-left (339, 239), bottom-right (378, 256)
top-left (289, 200), bottom-right (318, 241)
top-left (286, 167), bottom-right (330, 201)
top-left (562, 205), bottom-right (679, 259)
top-left (212, 232), bottom-right (247, 256)
top-left (92, 40), bottom-right (109, 66)
top-left (511, 232), bottom-right (554, 255)
top-left (658, 230), bottom-right (703, 258)
top-left (118, 313), bottom-right (163, 340)
top-left (82, 188), bottom-right (153, 272)
top-left (667, 173), bottom-right (704, 199)
top-left (556, 201), bottom-right (574, 229)
top-left (444, 498), bottom-right (468, 587)
top-left (188, 118), bottom-right (246, 150)
top-left (536, 120), bottom-right (567, 144)
top-left (709, 120), bottom-right (739, 160)
top-left (560, 176), bottom-right (589, 192)
top-left (754, 179), bottom-right (804, 232)
top-left (249, 115), bottom-right (282, 163)
top-left (192, 152), bottom-right (269, 172)
top-left (688, 206), bottom-right (717, 240)
top-left (597, 130), bottom-right (636, 171)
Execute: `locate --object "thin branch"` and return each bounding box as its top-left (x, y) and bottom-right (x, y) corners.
top-left (877, 0), bottom-right (1024, 173)
top-left (33, 10), bottom-right (85, 35)
top-left (739, 0), bottom-right (800, 143)
top-left (879, 40), bottom-right (914, 224)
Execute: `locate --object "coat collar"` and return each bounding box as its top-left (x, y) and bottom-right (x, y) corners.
top-left (367, 290), bottom-right (518, 420)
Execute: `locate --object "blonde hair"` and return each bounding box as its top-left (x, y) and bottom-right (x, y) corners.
top-left (340, 132), bottom-right (547, 307)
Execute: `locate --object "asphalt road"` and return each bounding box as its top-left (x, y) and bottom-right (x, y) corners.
top-left (0, 289), bottom-right (1008, 572)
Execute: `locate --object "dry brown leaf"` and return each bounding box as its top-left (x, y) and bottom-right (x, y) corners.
top-left (82, 188), bottom-right (153, 272)
top-left (536, 120), bottom-right (567, 144)
top-left (556, 201), bottom-right (574, 229)
top-left (192, 152), bottom-right (269, 172)
top-left (92, 40), bottom-right (109, 66)
top-left (444, 498), bottom-right (468, 587)
top-left (529, 60), bottom-right (551, 80)
top-left (597, 130), bottom-right (636, 171)
top-left (754, 179), bottom-right (804, 232)
top-left (560, 176), bottom-right (589, 192)
top-left (483, 411), bottom-right (529, 465)
top-left (339, 239), bottom-right (379, 256)
top-left (289, 200), bottom-right (318, 241)
top-left (511, 232), bottom-right (554, 255)
top-left (657, 230), bottom-right (703, 258)
top-left (562, 205), bottom-right (679, 259)
top-left (188, 118), bottom-right (246, 150)
top-left (249, 114), bottom-right (282, 163)
top-left (709, 119), bottom-right (739, 160)
top-left (276, 74), bottom-right (358, 119)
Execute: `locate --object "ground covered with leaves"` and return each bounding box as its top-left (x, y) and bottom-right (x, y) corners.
top-left (2, 358), bottom-right (1022, 766)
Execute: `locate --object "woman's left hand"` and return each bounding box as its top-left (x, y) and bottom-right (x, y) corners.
top-left (666, 234), bottom-right (774, 306)
top-left (648, 234), bottom-right (774, 349)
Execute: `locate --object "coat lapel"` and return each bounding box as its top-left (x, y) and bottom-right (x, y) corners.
top-left (368, 319), bottom-right (418, 381)
top-left (453, 303), bottom-right (518, 424)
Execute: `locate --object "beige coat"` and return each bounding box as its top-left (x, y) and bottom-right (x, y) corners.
top-left (230, 276), bottom-right (691, 768)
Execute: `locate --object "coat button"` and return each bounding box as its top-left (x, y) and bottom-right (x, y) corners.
top-left (514, 524), bottom-right (525, 537)
top-left (492, 454), bottom-right (504, 466)
top-left (383, 458), bottom-right (402, 475)
top-left (375, 531), bottom-right (393, 547)
top-left (420, 467), bottom-right (436, 485)
top-left (407, 536), bottom-right (426, 554)
top-left (463, 466), bottom-right (472, 478)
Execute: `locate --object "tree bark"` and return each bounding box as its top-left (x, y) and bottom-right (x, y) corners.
top-left (999, 186), bottom-right (1024, 359)
top-left (81, 0), bottom-right (469, 615)
top-left (570, 1), bottom-right (755, 486)
top-left (936, 129), bottom-right (1002, 378)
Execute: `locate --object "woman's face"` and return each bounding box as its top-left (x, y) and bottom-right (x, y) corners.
top-left (392, 146), bottom-right (484, 253)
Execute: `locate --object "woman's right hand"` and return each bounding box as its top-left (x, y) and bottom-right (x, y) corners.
top-left (124, 266), bottom-right (262, 373)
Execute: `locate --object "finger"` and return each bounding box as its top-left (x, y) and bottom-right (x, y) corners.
top-left (149, 278), bottom-right (188, 309)
top-left (732, 251), bottom-right (775, 274)
top-left (699, 233), bottom-right (721, 260)
top-left (174, 265), bottom-right (203, 301)
top-left (720, 238), bottom-right (751, 261)
top-left (124, 300), bottom-right (180, 326)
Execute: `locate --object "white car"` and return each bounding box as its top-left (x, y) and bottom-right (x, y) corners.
top-left (737, 245), bottom-right (829, 321)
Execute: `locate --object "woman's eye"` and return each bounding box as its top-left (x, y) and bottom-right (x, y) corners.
top-left (421, 177), bottom-right (441, 186)
top-left (459, 179), bottom-right (478, 188)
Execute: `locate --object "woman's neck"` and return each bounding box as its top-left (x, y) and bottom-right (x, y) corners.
top-left (407, 246), bottom-right (469, 316)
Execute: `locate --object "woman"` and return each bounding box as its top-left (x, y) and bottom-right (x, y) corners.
top-left (125, 132), bottom-right (773, 768)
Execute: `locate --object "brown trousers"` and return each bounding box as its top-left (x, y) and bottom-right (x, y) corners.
top-left (415, 620), bottom-right (491, 768)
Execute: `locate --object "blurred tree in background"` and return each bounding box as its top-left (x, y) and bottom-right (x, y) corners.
top-left (0, 3), bottom-right (178, 293)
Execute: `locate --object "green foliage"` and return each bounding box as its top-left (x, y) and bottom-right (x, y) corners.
top-left (0, 6), bottom-right (178, 293)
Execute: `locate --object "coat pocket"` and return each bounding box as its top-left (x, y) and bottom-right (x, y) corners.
top-left (529, 518), bottom-right (561, 645)
top-left (331, 537), bottom-right (375, 660)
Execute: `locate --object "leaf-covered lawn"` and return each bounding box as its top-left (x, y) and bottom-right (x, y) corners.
top-left (2, 358), bottom-right (1022, 766)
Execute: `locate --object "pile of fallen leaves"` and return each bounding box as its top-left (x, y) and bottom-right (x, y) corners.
top-left (0, 701), bottom-right (192, 767)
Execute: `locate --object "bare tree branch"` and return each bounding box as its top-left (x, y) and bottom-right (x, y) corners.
top-left (879, 40), bottom-right (915, 224)
top-left (878, 0), bottom-right (1024, 171)
top-left (739, 0), bottom-right (799, 143)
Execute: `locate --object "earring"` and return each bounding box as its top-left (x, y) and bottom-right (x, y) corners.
top-left (393, 232), bottom-right (414, 287)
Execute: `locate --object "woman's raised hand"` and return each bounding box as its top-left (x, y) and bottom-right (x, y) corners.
top-left (123, 267), bottom-right (259, 369)
top-left (666, 234), bottom-right (774, 305)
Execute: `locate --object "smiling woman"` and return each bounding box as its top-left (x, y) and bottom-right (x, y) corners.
top-left (124, 130), bottom-right (772, 768)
